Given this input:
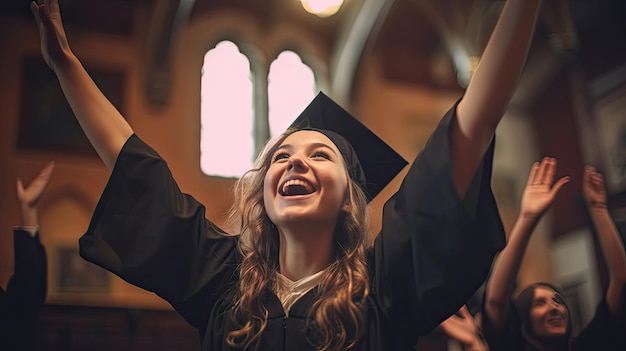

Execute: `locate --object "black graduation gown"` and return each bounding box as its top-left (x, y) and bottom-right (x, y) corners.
top-left (1, 229), bottom-right (47, 351)
top-left (79, 102), bottom-right (505, 350)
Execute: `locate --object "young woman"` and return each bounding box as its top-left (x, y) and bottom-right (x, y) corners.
top-left (30, 0), bottom-right (542, 349)
top-left (483, 159), bottom-right (626, 350)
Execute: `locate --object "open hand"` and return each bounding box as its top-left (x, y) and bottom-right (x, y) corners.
top-left (17, 161), bottom-right (55, 210)
top-left (30, 0), bottom-right (73, 72)
top-left (439, 305), bottom-right (487, 349)
top-left (520, 157), bottom-right (569, 219)
top-left (582, 165), bottom-right (607, 208)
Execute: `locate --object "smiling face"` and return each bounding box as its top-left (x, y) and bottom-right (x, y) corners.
top-left (528, 286), bottom-right (569, 339)
top-left (263, 130), bottom-right (350, 230)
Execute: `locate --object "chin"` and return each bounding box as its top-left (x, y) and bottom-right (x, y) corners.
top-left (537, 332), bottom-right (569, 346)
top-left (547, 324), bottom-right (568, 336)
top-left (537, 333), bottom-right (569, 350)
top-left (546, 330), bottom-right (567, 337)
top-left (273, 210), bottom-right (322, 225)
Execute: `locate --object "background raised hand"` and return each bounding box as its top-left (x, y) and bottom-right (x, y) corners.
top-left (519, 157), bottom-right (570, 220)
top-left (17, 161), bottom-right (55, 227)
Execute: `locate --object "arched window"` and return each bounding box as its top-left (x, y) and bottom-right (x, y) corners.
top-left (201, 43), bottom-right (318, 178)
top-left (200, 41), bottom-right (254, 178)
top-left (268, 50), bottom-right (317, 138)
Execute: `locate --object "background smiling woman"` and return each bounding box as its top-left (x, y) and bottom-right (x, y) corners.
top-left (483, 159), bottom-right (626, 351)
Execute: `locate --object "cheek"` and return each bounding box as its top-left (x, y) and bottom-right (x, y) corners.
top-left (264, 167), bottom-right (279, 193)
top-left (331, 168), bottom-right (349, 193)
top-left (330, 173), bottom-right (349, 203)
top-left (263, 170), bottom-right (278, 209)
top-left (529, 309), bottom-right (544, 328)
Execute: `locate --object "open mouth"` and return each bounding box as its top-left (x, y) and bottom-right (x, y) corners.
top-left (547, 316), bottom-right (564, 325)
top-left (279, 179), bottom-right (315, 196)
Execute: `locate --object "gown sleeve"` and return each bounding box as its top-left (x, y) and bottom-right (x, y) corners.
top-left (369, 100), bottom-right (506, 342)
top-left (79, 134), bottom-right (240, 330)
top-left (7, 229), bottom-right (47, 316)
top-left (1, 229), bottom-right (47, 350)
top-left (481, 296), bottom-right (524, 351)
top-left (571, 294), bottom-right (626, 350)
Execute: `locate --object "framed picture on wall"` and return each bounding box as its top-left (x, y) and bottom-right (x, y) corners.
top-left (589, 65), bottom-right (626, 197)
top-left (55, 247), bottom-right (111, 293)
top-left (592, 84), bottom-right (626, 195)
top-left (17, 57), bottom-right (126, 155)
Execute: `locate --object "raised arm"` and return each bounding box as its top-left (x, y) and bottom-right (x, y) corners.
top-left (8, 162), bottom-right (54, 330)
top-left (484, 157), bottom-right (569, 329)
top-left (582, 166), bottom-right (626, 316)
top-left (30, 0), bottom-right (133, 169)
top-left (452, 0), bottom-right (542, 196)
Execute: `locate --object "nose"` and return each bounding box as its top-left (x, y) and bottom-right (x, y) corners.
top-left (287, 154), bottom-right (308, 172)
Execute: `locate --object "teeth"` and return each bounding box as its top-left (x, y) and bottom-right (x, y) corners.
top-left (281, 179), bottom-right (313, 195)
top-left (547, 317), bottom-right (563, 324)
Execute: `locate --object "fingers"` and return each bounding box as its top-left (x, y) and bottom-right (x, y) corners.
top-left (30, 0), bottom-right (52, 31)
top-left (583, 165), bottom-right (607, 205)
top-left (535, 157), bottom-right (551, 184)
top-left (16, 178), bottom-right (25, 197)
top-left (30, 1), bottom-right (42, 26)
top-left (458, 305), bottom-right (471, 319)
top-left (536, 157), bottom-right (556, 185)
top-left (30, 0), bottom-right (55, 26)
top-left (50, 0), bottom-right (60, 16)
top-left (528, 157), bottom-right (569, 188)
top-left (34, 162), bottom-right (55, 192)
top-left (584, 165), bottom-right (604, 184)
top-left (550, 175), bottom-right (570, 196)
top-left (39, 1), bottom-right (55, 29)
top-left (527, 158), bottom-right (550, 186)
top-left (17, 162), bottom-right (55, 204)
top-left (526, 161), bottom-right (540, 186)
top-left (543, 157), bottom-right (557, 183)
top-left (527, 157), bottom-right (553, 186)
top-left (30, 161), bottom-right (55, 190)
top-left (39, 161), bottom-right (55, 179)
top-left (584, 165), bottom-right (601, 188)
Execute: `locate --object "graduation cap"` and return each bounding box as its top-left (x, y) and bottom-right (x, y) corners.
top-left (289, 91), bottom-right (408, 201)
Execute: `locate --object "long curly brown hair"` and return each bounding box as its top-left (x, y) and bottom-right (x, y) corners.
top-left (225, 129), bottom-right (371, 350)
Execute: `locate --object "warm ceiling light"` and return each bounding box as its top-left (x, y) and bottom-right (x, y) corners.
top-left (300, 0), bottom-right (344, 18)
